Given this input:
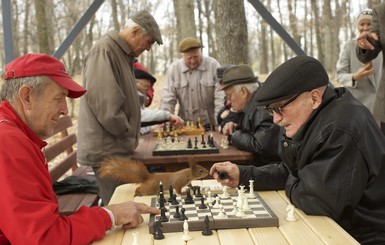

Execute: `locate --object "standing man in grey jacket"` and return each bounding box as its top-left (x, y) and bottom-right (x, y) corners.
top-left (159, 37), bottom-right (224, 127)
top-left (77, 10), bottom-right (163, 205)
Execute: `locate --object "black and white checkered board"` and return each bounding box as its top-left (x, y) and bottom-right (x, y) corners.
top-left (148, 193), bottom-right (279, 233)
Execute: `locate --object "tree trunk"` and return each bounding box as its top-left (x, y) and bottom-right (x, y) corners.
top-left (173, 0), bottom-right (197, 44)
top-left (213, 0), bottom-right (248, 65)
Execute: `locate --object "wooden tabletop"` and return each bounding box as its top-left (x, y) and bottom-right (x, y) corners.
top-left (132, 131), bottom-right (254, 171)
top-left (93, 180), bottom-right (359, 245)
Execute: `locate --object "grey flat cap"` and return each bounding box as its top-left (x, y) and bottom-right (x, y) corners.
top-left (132, 10), bottom-right (163, 45)
top-left (220, 65), bottom-right (258, 90)
top-left (254, 56), bottom-right (329, 106)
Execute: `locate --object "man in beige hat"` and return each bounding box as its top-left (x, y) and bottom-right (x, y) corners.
top-left (159, 37), bottom-right (224, 127)
top-left (78, 10), bottom-right (163, 205)
top-left (336, 9), bottom-right (382, 114)
top-left (219, 65), bottom-right (281, 166)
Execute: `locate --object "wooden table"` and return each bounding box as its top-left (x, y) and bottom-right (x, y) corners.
top-left (93, 180), bottom-right (359, 245)
top-left (132, 131), bottom-right (254, 172)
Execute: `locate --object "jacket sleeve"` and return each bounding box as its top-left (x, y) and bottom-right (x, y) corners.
top-left (159, 64), bottom-right (177, 114)
top-left (238, 163), bottom-right (288, 190)
top-left (83, 50), bottom-right (135, 138)
top-left (231, 109), bottom-right (280, 158)
top-left (336, 41), bottom-right (355, 88)
top-left (0, 134), bottom-right (111, 245)
top-left (286, 130), bottom-right (368, 220)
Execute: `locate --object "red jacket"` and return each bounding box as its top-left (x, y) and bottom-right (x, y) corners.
top-left (0, 101), bottom-right (111, 245)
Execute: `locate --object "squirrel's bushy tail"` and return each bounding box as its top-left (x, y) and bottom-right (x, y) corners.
top-left (99, 157), bottom-right (150, 183)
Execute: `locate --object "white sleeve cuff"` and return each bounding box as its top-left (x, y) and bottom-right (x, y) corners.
top-left (102, 207), bottom-right (117, 230)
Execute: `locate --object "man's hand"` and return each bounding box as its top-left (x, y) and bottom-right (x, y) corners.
top-left (105, 201), bottom-right (160, 229)
top-left (222, 122), bottom-right (238, 136)
top-left (353, 62), bottom-right (374, 81)
top-left (210, 161), bottom-right (240, 188)
top-left (169, 114), bottom-right (184, 128)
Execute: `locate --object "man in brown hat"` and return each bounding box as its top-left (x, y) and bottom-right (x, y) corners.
top-left (77, 10), bottom-right (163, 205)
top-left (219, 65), bottom-right (281, 166)
top-left (159, 37), bottom-right (224, 127)
top-left (210, 56), bottom-right (385, 244)
top-left (0, 54), bottom-right (159, 244)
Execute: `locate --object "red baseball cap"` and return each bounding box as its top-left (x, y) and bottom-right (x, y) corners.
top-left (1, 54), bottom-right (87, 98)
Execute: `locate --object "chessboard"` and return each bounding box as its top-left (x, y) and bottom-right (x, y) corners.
top-left (152, 134), bottom-right (219, 156)
top-left (148, 190), bottom-right (279, 233)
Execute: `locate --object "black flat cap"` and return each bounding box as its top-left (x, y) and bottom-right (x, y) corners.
top-left (132, 10), bottom-right (163, 45)
top-left (254, 56), bottom-right (329, 106)
top-left (220, 65), bottom-right (258, 90)
top-left (134, 69), bottom-right (157, 84)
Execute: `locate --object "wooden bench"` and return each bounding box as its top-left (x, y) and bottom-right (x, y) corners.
top-left (46, 115), bottom-right (99, 216)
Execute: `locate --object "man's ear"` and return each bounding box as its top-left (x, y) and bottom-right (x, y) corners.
top-left (18, 85), bottom-right (33, 109)
top-left (310, 89), bottom-right (323, 109)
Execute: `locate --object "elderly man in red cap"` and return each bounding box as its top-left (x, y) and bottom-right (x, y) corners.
top-left (77, 10), bottom-right (163, 205)
top-left (0, 54), bottom-right (159, 245)
top-left (210, 56), bottom-right (385, 244)
top-left (159, 37), bottom-right (224, 128)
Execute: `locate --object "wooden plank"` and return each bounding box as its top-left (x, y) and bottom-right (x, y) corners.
top-left (249, 227), bottom-right (289, 245)
top-left (53, 115), bottom-right (73, 135)
top-left (277, 191), bottom-right (360, 244)
top-left (259, 191), bottom-right (324, 244)
top-left (50, 151), bottom-right (77, 182)
top-left (45, 134), bottom-right (76, 162)
top-left (217, 228), bottom-right (254, 245)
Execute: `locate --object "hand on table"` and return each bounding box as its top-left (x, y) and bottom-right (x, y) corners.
top-left (210, 161), bottom-right (240, 188)
top-left (105, 201), bottom-right (160, 229)
top-left (169, 114), bottom-right (184, 128)
top-left (222, 122), bottom-right (238, 136)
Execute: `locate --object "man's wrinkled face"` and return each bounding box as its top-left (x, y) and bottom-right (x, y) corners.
top-left (24, 80), bottom-right (69, 140)
top-left (131, 31), bottom-right (155, 57)
top-left (182, 48), bottom-right (202, 70)
top-left (266, 92), bottom-right (314, 138)
top-left (224, 86), bottom-right (248, 112)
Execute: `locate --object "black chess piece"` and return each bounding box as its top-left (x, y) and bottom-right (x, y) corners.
top-left (187, 138), bottom-right (192, 148)
top-left (184, 188), bottom-right (194, 204)
top-left (171, 193), bottom-right (179, 205)
top-left (201, 215), bottom-right (213, 236)
top-left (158, 194), bottom-right (167, 212)
top-left (153, 220), bottom-right (165, 240)
top-left (173, 206), bottom-right (181, 219)
top-left (158, 207), bottom-right (169, 222)
top-left (158, 191), bottom-right (166, 206)
top-left (194, 141), bottom-right (198, 149)
top-left (201, 133), bottom-right (205, 144)
top-left (199, 196), bottom-right (207, 209)
top-left (195, 187), bottom-right (202, 198)
top-left (178, 208), bottom-right (188, 221)
top-left (168, 186), bottom-right (174, 203)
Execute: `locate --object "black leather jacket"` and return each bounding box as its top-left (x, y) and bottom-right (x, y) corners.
top-left (239, 87), bottom-right (385, 244)
top-left (231, 91), bottom-right (281, 166)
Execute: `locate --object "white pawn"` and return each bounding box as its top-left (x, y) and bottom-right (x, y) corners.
top-left (242, 196), bottom-right (250, 211)
top-left (229, 201), bottom-right (237, 215)
top-left (182, 220), bottom-right (192, 241)
top-left (286, 204), bottom-right (297, 222)
top-left (216, 204), bottom-right (226, 218)
top-left (221, 186), bottom-right (230, 199)
top-left (213, 196), bottom-right (221, 208)
top-left (206, 191), bottom-right (213, 203)
top-left (132, 231), bottom-right (139, 245)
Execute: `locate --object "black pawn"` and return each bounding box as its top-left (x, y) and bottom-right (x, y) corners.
top-left (202, 215), bottom-right (213, 236)
top-left (173, 206), bottom-right (181, 219)
top-left (159, 207), bottom-right (169, 222)
top-left (178, 208), bottom-right (188, 221)
top-left (187, 138), bottom-right (193, 148)
top-left (199, 196), bottom-right (207, 209)
top-left (184, 188), bottom-right (194, 204)
top-left (195, 187), bottom-right (202, 198)
top-left (171, 194), bottom-right (179, 205)
top-left (168, 186), bottom-right (174, 203)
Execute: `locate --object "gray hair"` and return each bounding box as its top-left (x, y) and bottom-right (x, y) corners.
top-left (126, 19), bottom-right (148, 35)
top-left (233, 82), bottom-right (259, 94)
top-left (0, 76), bottom-right (51, 103)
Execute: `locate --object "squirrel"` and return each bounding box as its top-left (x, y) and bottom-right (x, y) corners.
top-left (99, 157), bottom-right (209, 196)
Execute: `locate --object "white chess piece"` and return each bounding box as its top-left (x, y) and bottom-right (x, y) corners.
top-left (222, 138), bottom-right (229, 149)
top-left (213, 196), bottom-right (221, 208)
top-left (248, 179), bottom-right (256, 199)
top-left (286, 204), bottom-right (297, 222)
top-left (242, 196), bottom-right (250, 211)
top-left (230, 202), bottom-right (238, 215)
top-left (236, 196), bottom-right (245, 217)
top-left (132, 231), bottom-right (140, 245)
top-left (216, 204), bottom-right (226, 218)
top-left (221, 186), bottom-right (230, 199)
top-left (206, 190), bottom-right (213, 203)
top-left (182, 220), bottom-right (192, 241)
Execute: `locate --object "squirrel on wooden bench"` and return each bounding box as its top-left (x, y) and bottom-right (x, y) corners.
top-left (99, 157), bottom-right (209, 196)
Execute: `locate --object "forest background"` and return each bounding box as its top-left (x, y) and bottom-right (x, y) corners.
top-left (0, 0), bottom-right (383, 115)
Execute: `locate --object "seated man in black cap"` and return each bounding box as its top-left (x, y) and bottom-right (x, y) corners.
top-left (134, 68), bottom-right (184, 134)
top-left (210, 56), bottom-right (385, 244)
top-left (219, 65), bottom-right (281, 166)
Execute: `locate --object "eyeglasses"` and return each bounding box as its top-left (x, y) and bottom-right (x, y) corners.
top-left (264, 93), bottom-right (301, 116)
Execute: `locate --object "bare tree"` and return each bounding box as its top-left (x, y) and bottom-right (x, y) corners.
top-left (173, 0), bottom-right (197, 43)
top-left (213, 0), bottom-right (248, 65)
